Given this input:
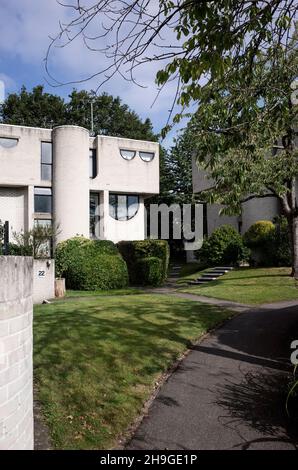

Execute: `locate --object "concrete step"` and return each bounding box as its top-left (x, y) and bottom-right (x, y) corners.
top-left (214, 266), bottom-right (234, 271)
top-left (202, 272), bottom-right (224, 278)
top-left (210, 269), bottom-right (230, 273)
top-left (188, 280), bottom-right (210, 285)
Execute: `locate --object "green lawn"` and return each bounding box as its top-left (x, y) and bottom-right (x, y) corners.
top-left (180, 267), bottom-right (298, 305)
top-left (34, 294), bottom-right (232, 449)
top-left (65, 288), bottom-right (141, 298)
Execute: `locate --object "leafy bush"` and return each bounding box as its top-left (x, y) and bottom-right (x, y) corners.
top-left (2, 223), bottom-right (57, 258)
top-left (55, 237), bottom-right (129, 290)
top-left (7, 243), bottom-right (33, 256)
top-left (243, 220), bottom-right (275, 247)
top-left (243, 218), bottom-right (291, 267)
top-left (117, 240), bottom-right (170, 286)
top-left (137, 257), bottom-right (163, 286)
top-left (196, 225), bottom-right (249, 266)
top-left (269, 217), bottom-right (291, 266)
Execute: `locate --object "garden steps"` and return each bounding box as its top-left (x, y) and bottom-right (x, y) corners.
top-left (168, 264), bottom-right (183, 279)
top-left (188, 266), bottom-right (234, 286)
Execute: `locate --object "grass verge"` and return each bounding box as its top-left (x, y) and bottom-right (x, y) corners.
top-left (34, 293), bottom-right (232, 449)
top-left (180, 267), bottom-right (298, 305)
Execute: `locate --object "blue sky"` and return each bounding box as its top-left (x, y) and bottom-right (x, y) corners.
top-left (0, 0), bottom-right (184, 147)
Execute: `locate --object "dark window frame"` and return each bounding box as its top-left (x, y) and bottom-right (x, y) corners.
top-left (109, 193), bottom-right (139, 221)
top-left (34, 187), bottom-right (52, 214)
top-left (90, 192), bottom-right (100, 238)
top-left (41, 142), bottom-right (53, 181)
top-left (89, 149), bottom-right (97, 179)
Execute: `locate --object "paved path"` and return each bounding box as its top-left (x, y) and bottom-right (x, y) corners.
top-left (127, 301), bottom-right (298, 450)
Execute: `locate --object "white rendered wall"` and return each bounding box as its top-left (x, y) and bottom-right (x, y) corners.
top-left (104, 196), bottom-right (145, 243)
top-left (0, 124), bottom-right (52, 187)
top-left (33, 259), bottom-right (55, 304)
top-left (0, 256), bottom-right (34, 450)
top-left (0, 188), bottom-right (26, 240)
top-left (53, 126), bottom-right (90, 243)
top-left (241, 197), bottom-right (281, 233)
top-left (206, 204), bottom-right (239, 236)
top-left (90, 135), bottom-right (159, 196)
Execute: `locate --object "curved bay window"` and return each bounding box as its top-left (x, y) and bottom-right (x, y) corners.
top-left (109, 194), bottom-right (139, 221)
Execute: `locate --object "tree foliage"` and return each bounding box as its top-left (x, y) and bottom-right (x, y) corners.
top-left (0, 86), bottom-right (156, 141)
top-left (47, 1), bottom-right (297, 128)
top-left (181, 37), bottom-right (298, 275)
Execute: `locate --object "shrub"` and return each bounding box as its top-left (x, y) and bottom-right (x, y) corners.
top-left (270, 217), bottom-right (291, 266)
top-left (196, 224), bottom-right (248, 266)
top-left (117, 240), bottom-right (170, 286)
top-left (55, 237), bottom-right (129, 290)
top-left (137, 257), bottom-right (163, 286)
top-left (243, 220), bottom-right (275, 247)
top-left (243, 218), bottom-right (291, 267)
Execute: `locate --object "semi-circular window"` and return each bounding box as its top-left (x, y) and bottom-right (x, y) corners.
top-left (139, 151), bottom-right (155, 162)
top-left (120, 149), bottom-right (136, 161)
top-left (0, 137), bottom-right (18, 148)
top-left (109, 194), bottom-right (139, 221)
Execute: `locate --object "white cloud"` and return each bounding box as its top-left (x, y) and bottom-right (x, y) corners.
top-left (0, 0), bottom-right (184, 138)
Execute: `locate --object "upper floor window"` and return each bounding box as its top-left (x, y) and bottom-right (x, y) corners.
top-left (139, 151), bottom-right (154, 162)
top-left (109, 194), bottom-right (139, 221)
top-left (0, 137), bottom-right (18, 148)
top-left (119, 148), bottom-right (154, 162)
top-left (90, 193), bottom-right (99, 238)
top-left (89, 149), bottom-right (97, 178)
top-left (34, 187), bottom-right (52, 213)
top-left (41, 142), bottom-right (52, 181)
top-left (120, 149), bottom-right (136, 161)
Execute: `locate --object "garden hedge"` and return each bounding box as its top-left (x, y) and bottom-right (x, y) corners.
top-left (137, 257), bottom-right (163, 286)
top-left (243, 218), bottom-right (291, 267)
top-left (243, 220), bottom-right (275, 247)
top-left (196, 224), bottom-right (250, 266)
top-left (117, 239), bottom-right (170, 286)
top-left (55, 237), bottom-right (128, 290)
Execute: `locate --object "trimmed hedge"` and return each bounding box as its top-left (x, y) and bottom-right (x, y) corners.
top-left (137, 257), bottom-right (163, 286)
top-left (196, 224), bottom-right (250, 266)
top-left (243, 220), bottom-right (275, 247)
top-left (117, 240), bottom-right (170, 286)
top-left (55, 237), bottom-right (128, 290)
top-left (243, 218), bottom-right (291, 267)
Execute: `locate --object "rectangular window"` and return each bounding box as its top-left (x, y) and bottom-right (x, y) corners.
top-left (90, 193), bottom-right (100, 238)
top-left (34, 187), bottom-right (52, 213)
top-left (41, 142), bottom-right (52, 181)
top-left (34, 219), bottom-right (52, 258)
top-left (89, 149), bottom-right (97, 178)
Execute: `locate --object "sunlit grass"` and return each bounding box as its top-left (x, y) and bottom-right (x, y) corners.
top-left (34, 294), bottom-right (232, 449)
top-left (180, 267), bottom-right (298, 305)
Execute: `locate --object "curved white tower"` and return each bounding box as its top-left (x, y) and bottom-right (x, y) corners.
top-left (53, 125), bottom-right (90, 243)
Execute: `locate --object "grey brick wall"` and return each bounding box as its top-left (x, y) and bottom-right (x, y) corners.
top-left (0, 256), bottom-right (34, 450)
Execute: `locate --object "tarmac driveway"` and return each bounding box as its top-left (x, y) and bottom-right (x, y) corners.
top-left (127, 302), bottom-right (298, 450)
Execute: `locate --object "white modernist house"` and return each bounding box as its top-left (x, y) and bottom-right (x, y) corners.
top-left (192, 157), bottom-right (282, 236)
top-left (0, 123), bottom-right (159, 244)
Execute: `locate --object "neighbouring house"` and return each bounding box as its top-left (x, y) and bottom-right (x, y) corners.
top-left (0, 123), bottom-right (159, 244)
top-left (192, 157), bottom-right (282, 236)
